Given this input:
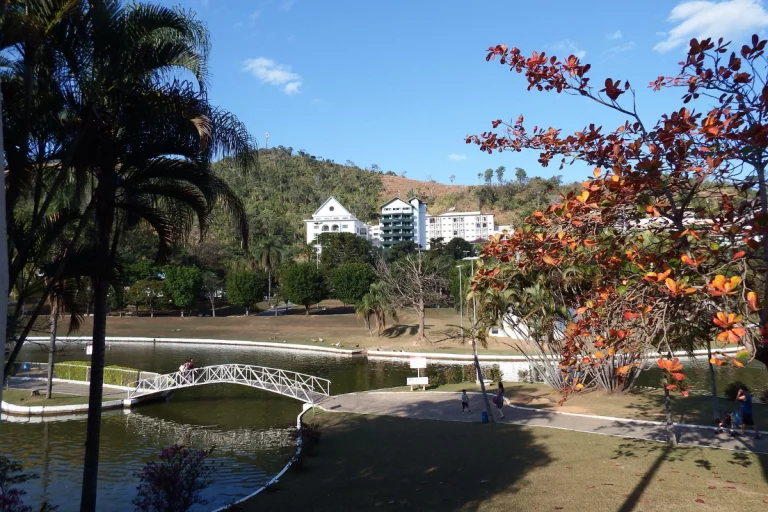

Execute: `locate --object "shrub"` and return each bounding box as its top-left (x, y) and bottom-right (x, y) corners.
top-left (724, 381), bottom-right (747, 401)
top-left (517, 369), bottom-right (531, 383)
top-left (52, 361), bottom-right (141, 386)
top-left (444, 366), bottom-right (464, 384)
top-left (426, 365), bottom-right (446, 388)
top-left (759, 387), bottom-right (768, 404)
top-left (463, 364), bottom-right (477, 382)
top-left (486, 365), bottom-right (503, 383)
top-left (0, 456), bottom-right (55, 512)
top-left (133, 445), bottom-right (215, 512)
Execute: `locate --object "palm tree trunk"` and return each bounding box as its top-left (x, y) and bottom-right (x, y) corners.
top-left (46, 301), bottom-right (59, 399)
top-left (418, 299), bottom-right (426, 342)
top-left (0, 84), bottom-right (9, 406)
top-left (80, 183), bottom-right (115, 512)
top-left (210, 295), bottom-right (215, 317)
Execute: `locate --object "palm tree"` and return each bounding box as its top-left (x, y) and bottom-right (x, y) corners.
top-left (359, 283), bottom-right (397, 336)
top-left (253, 236), bottom-right (286, 313)
top-left (45, 3), bottom-right (255, 510)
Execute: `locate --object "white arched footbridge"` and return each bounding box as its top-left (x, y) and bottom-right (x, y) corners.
top-left (128, 364), bottom-right (331, 404)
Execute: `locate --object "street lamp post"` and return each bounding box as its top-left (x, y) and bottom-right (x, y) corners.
top-left (456, 265), bottom-right (464, 342)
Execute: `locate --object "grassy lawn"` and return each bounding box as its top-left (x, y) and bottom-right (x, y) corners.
top-left (241, 411), bottom-right (768, 511)
top-left (54, 303), bottom-right (525, 355)
top-left (383, 382), bottom-right (768, 428)
top-left (2, 388), bottom-right (92, 406)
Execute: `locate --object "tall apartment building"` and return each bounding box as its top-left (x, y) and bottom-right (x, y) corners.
top-left (379, 197), bottom-right (427, 249)
top-left (426, 211), bottom-right (495, 247)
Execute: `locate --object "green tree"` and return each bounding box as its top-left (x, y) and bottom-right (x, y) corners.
top-left (445, 238), bottom-right (475, 260)
top-left (318, 232), bottom-right (372, 268)
top-left (495, 166), bottom-right (505, 185)
top-left (386, 241), bottom-right (418, 262)
top-left (428, 237), bottom-right (446, 255)
top-left (355, 282), bottom-right (397, 336)
top-left (331, 263), bottom-right (376, 305)
top-left (202, 271), bottom-right (223, 317)
top-left (165, 266), bottom-right (203, 317)
top-left (225, 269), bottom-right (267, 316)
top-left (282, 263), bottom-right (328, 315)
top-left (127, 279), bottom-right (165, 318)
top-left (484, 168), bottom-right (493, 185)
top-left (253, 236), bottom-right (287, 308)
top-left (515, 167), bottom-right (528, 184)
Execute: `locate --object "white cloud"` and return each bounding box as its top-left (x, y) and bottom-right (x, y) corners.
top-left (655, 0), bottom-right (768, 53)
top-left (448, 154), bottom-right (467, 161)
top-left (603, 41), bottom-right (636, 57)
top-left (242, 57), bottom-right (302, 95)
top-left (548, 39), bottom-right (586, 59)
top-left (607, 30), bottom-right (623, 40)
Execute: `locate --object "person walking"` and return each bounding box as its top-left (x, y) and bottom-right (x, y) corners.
top-left (737, 385), bottom-right (761, 439)
top-left (495, 382), bottom-right (505, 419)
top-left (461, 389), bottom-right (471, 413)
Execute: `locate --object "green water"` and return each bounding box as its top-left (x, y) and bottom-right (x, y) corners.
top-left (2, 342), bottom-right (412, 511)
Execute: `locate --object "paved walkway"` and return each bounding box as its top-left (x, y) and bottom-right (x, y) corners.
top-left (7, 377), bottom-right (127, 400)
top-left (320, 391), bottom-right (768, 454)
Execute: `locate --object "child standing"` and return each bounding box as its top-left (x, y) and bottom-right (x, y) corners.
top-left (461, 390), bottom-right (471, 413)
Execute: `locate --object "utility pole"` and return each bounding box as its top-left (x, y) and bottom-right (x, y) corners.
top-left (456, 264), bottom-right (464, 342)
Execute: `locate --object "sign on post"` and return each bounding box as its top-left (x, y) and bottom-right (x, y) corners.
top-left (85, 343), bottom-right (93, 356)
top-left (409, 356), bottom-right (427, 369)
top-left (408, 356), bottom-right (428, 390)
top-left (407, 377), bottom-right (428, 386)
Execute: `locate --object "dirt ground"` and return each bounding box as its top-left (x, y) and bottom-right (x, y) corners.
top-left (53, 302), bottom-right (524, 354)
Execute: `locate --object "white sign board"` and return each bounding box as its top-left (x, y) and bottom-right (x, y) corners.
top-left (410, 356), bottom-right (427, 369)
top-left (85, 343), bottom-right (93, 356)
top-left (407, 377), bottom-right (429, 386)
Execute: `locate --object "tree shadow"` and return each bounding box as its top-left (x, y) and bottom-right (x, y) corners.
top-left (247, 410), bottom-right (552, 512)
top-left (382, 324), bottom-right (421, 338)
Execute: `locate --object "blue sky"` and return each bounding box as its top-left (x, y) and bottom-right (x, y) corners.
top-left (170, 0), bottom-right (768, 185)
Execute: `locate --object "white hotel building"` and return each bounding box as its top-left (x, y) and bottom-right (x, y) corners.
top-left (426, 211), bottom-right (495, 247)
top-left (304, 197), bottom-right (373, 249)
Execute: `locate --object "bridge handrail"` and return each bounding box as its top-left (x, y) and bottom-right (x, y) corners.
top-left (127, 364), bottom-right (331, 402)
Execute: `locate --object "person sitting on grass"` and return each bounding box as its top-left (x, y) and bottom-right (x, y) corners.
top-left (737, 385), bottom-right (761, 439)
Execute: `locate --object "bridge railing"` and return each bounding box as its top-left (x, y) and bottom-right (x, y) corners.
top-left (128, 364), bottom-right (331, 403)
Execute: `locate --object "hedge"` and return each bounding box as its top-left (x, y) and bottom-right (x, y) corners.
top-left (53, 361), bottom-right (142, 387)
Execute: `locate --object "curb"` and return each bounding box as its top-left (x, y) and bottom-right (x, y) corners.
top-left (26, 336), bottom-right (363, 356)
top-left (211, 404), bottom-right (314, 512)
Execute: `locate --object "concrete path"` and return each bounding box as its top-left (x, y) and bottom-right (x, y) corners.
top-left (7, 377), bottom-right (127, 400)
top-left (320, 391), bottom-right (768, 454)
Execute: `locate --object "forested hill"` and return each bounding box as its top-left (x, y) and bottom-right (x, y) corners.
top-left (212, 147), bottom-right (577, 247)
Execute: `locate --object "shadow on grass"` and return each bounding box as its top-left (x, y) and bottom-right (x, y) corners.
top-left (382, 324), bottom-right (421, 338)
top-left (245, 411), bottom-right (552, 512)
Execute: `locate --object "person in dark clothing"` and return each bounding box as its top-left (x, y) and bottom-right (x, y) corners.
top-left (737, 385), bottom-right (761, 439)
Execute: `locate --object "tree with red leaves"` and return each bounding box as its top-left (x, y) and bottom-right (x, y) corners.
top-left (467, 36), bottom-right (768, 413)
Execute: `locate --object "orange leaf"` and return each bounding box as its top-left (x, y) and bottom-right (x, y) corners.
top-left (583, 239), bottom-right (597, 247)
top-left (671, 372), bottom-right (686, 381)
top-left (733, 360), bottom-right (744, 368)
top-left (747, 291), bottom-right (759, 311)
top-left (666, 384), bottom-right (678, 390)
top-left (616, 365), bottom-right (631, 375)
top-left (623, 311), bottom-right (640, 320)
top-left (593, 167), bottom-right (602, 178)
top-left (542, 254), bottom-right (557, 266)
top-left (681, 254), bottom-right (698, 266)
top-left (665, 278), bottom-right (678, 294)
top-left (607, 347), bottom-right (615, 357)
top-left (733, 251), bottom-right (745, 260)
top-left (595, 351), bottom-right (604, 359)
top-left (575, 307), bottom-right (587, 315)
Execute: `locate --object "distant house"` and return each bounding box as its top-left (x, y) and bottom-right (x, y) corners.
top-left (304, 197), bottom-right (373, 252)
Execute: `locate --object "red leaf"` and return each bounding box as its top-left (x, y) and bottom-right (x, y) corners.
top-left (695, 499), bottom-right (705, 504)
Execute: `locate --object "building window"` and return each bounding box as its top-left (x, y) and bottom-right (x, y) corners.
top-left (342, 224), bottom-right (348, 229)
top-left (329, 206), bottom-right (335, 211)
top-left (453, 231), bottom-right (458, 236)
top-left (332, 224), bottom-right (339, 232)
top-left (483, 223), bottom-right (487, 227)
top-left (429, 218), bottom-right (435, 223)
top-left (476, 223), bottom-right (480, 228)
top-left (322, 225), bottom-right (329, 232)
top-left (491, 328), bottom-right (499, 335)
top-left (314, 225), bottom-right (319, 230)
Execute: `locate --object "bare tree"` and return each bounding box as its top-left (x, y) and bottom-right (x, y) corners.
top-left (377, 252), bottom-right (449, 343)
